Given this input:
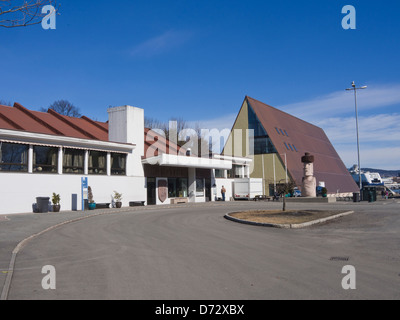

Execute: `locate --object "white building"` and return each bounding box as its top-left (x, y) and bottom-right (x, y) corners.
top-left (0, 103), bottom-right (250, 214)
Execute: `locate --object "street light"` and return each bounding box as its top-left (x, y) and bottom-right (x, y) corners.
top-left (346, 81), bottom-right (367, 198)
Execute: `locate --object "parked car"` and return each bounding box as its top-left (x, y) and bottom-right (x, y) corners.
top-left (293, 188), bottom-right (301, 197)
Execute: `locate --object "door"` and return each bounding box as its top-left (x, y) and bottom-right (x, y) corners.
top-left (147, 178), bottom-right (156, 205)
top-left (205, 178), bottom-right (212, 202)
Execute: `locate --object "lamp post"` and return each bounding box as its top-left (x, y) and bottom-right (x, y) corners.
top-left (346, 81), bottom-right (367, 198)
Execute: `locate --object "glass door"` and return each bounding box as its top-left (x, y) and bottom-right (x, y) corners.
top-left (147, 178), bottom-right (156, 205)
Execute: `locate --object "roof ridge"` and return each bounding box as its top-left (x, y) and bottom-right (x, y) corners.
top-left (246, 96), bottom-right (323, 131)
top-left (47, 109), bottom-right (99, 140)
top-left (13, 103), bottom-right (64, 135)
top-left (80, 115), bottom-right (108, 133)
top-left (0, 111), bottom-right (24, 130)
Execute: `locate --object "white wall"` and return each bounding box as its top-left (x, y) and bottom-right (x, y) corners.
top-left (0, 173), bottom-right (146, 215)
top-left (215, 178), bottom-right (234, 201)
top-left (108, 106), bottom-right (145, 178)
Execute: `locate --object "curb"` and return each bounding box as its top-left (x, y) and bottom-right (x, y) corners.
top-left (224, 211), bottom-right (355, 229)
top-left (0, 209), bottom-right (120, 301)
top-left (1, 203), bottom-right (218, 300)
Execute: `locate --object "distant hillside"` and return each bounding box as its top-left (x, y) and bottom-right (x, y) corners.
top-left (362, 168), bottom-right (400, 178)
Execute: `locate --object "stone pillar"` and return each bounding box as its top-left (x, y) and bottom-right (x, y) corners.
top-left (28, 145), bottom-right (33, 173)
top-left (301, 152), bottom-right (317, 197)
top-left (188, 167), bottom-right (196, 203)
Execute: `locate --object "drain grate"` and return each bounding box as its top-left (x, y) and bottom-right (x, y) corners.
top-left (330, 256), bottom-right (350, 262)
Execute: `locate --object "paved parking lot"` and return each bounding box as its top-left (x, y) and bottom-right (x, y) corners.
top-left (1, 199), bottom-right (400, 300)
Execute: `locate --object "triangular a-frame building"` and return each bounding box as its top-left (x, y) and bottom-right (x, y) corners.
top-left (223, 96), bottom-right (359, 195)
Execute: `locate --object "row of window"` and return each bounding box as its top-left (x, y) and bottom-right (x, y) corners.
top-left (215, 165), bottom-right (247, 179)
top-left (284, 142), bottom-right (298, 152)
top-left (248, 106), bottom-right (278, 155)
top-left (275, 127), bottom-right (289, 137)
top-left (168, 178), bottom-right (188, 198)
top-left (0, 142), bottom-right (126, 175)
top-left (166, 178), bottom-right (205, 198)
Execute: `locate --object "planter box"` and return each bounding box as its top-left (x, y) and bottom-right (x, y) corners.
top-left (96, 203), bottom-right (110, 209)
top-left (171, 198), bottom-right (189, 204)
top-left (129, 201), bottom-right (145, 207)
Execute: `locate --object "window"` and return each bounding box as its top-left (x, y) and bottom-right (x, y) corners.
top-left (292, 144), bottom-right (298, 152)
top-left (63, 149), bottom-right (84, 174)
top-left (284, 143), bottom-right (290, 150)
top-left (196, 178), bottom-right (204, 197)
top-left (89, 151), bottom-right (107, 175)
top-left (248, 105), bottom-right (277, 155)
top-left (111, 153), bottom-right (126, 175)
top-left (168, 178), bottom-right (177, 198)
top-left (33, 146), bottom-right (58, 173)
top-left (288, 144), bottom-right (294, 151)
top-left (168, 178), bottom-right (188, 198)
top-left (284, 130), bottom-right (289, 137)
top-left (0, 142), bottom-right (28, 172)
top-left (233, 165), bottom-right (244, 178)
top-left (215, 169), bottom-right (225, 178)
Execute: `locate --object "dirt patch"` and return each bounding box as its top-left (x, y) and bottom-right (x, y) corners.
top-left (229, 210), bottom-right (348, 225)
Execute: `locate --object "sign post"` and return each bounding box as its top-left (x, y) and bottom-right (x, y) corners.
top-left (81, 177), bottom-right (88, 211)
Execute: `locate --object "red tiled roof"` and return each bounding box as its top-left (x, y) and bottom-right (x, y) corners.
top-left (0, 103), bottom-right (108, 141)
top-left (0, 103), bottom-right (185, 157)
top-left (143, 127), bottom-right (186, 159)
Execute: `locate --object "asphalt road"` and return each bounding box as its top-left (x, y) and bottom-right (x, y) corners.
top-left (1, 200), bottom-right (400, 300)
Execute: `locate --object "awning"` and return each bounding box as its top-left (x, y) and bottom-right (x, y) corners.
top-left (142, 154), bottom-right (232, 170)
top-left (0, 129), bottom-right (134, 154)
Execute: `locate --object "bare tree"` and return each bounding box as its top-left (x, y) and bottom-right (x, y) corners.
top-left (0, 0), bottom-right (59, 28)
top-left (0, 99), bottom-right (12, 106)
top-left (41, 99), bottom-right (81, 117)
top-left (144, 117), bottom-right (168, 132)
top-left (145, 117), bottom-right (214, 156)
top-left (276, 180), bottom-right (296, 212)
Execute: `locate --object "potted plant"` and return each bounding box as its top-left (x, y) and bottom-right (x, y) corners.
top-left (113, 191), bottom-right (123, 208)
top-left (52, 193), bottom-right (61, 212)
top-left (321, 187), bottom-right (328, 198)
top-left (88, 186), bottom-right (96, 210)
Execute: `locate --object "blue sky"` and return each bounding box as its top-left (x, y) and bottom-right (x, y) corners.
top-left (1, 0), bottom-right (400, 169)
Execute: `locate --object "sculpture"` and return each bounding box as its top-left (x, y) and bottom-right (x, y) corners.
top-left (158, 179), bottom-right (167, 203)
top-left (301, 152), bottom-right (317, 197)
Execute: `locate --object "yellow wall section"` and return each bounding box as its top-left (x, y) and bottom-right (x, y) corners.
top-left (223, 100), bottom-right (249, 157)
top-left (250, 154), bottom-right (287, 194)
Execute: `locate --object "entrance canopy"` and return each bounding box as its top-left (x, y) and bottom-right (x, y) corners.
top-left (142, 154), bottom-right (232, 170)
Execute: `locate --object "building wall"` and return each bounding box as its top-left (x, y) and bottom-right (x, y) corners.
top-left (108, 106), bottom-right (145, 178)
top-left (251, 154), bottom-right (288, 195)
top-left (0, 173), bottom-right (145, 214)
top-left (223, 99), bottom-right (249, 158)
top-left (222, 99), bottom-right (289, 195)
top-left (149, 169), bottom-right (210, 205)
top-left (215, 178), bottom-right (234, 201)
